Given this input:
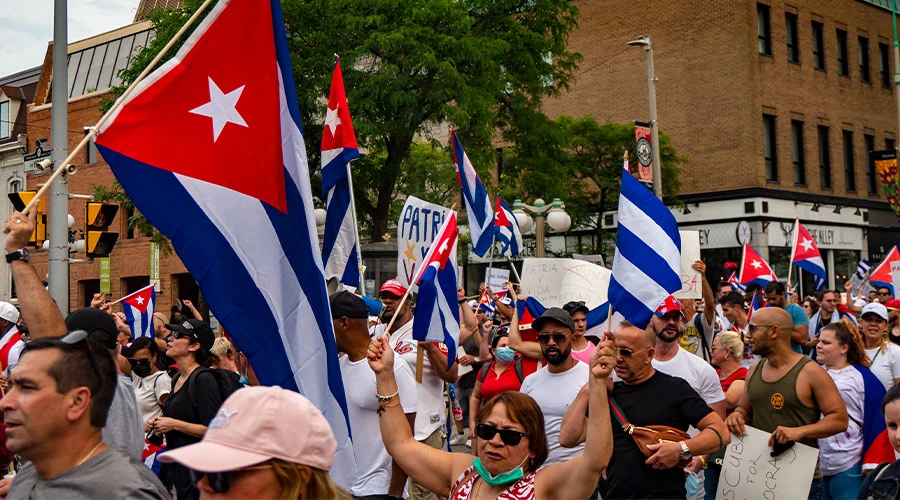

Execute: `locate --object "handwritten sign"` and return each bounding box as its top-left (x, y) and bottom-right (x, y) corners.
top-left (485, 268), bottom-right (510, 291)
top-left (675, 230), bottom-right (702, 300)
top-left (520, 258), bottom-right (611, 309)
top-left (715, 426), bottom-right (817, 500)
top-left (397, 196), bottom-right (453, 287)
top-left (891, 260), bottom-right (900, 295)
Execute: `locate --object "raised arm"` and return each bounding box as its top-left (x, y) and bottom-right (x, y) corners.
top-left (505, 284), bottom-right (543, 360)
top-left (458, 287), bottom-right (478, 346)
top-left (694, 260), bottom-right (716, 327)
top-left (423, 342), bottom-right (458, 383)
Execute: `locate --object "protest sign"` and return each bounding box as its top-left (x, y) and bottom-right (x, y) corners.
top-left (676, 230), bottom-right (702, 299)
top-left (397, 196), bottom-right (453, 287)
top-left (892, 260), bottom-right (900, 296)
top-left (485, 268), bottom-right (510, 291)
top-left (520, 258), bottom-right (611, 308)
top-left (715, 426), bottom-right (818, 500)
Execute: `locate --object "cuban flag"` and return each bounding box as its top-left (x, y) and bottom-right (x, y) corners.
top-left (746, 293), bottom-right (764, 322)
top-left (869, 246), bottom-right (900, 295)
top-left (411, 212), bottom-right (460, 368)
top-left (93, 0), bottom-right (356, 487)
top-left (814, 275), bottom-right (827, 292)
top-left (321, 59), bottom-right (362, 289)
top-left (790, 220), bottom-right (826, 284)
top-left (451, 129), bottom-right (495, 257)
top-left (494, 197), bottom-right (522, 256)
top-left (856, 259), bottom-right (872, 281)
top-left (738, 244), bottom-right (778, 286)
top-left (853, 364), bottom-right (895, 469)
top-left (121, 285), bottom-right (155, 339)
top-left (141, 438), bottom-right (164, 474)
top-left (608, 170), bottom-right (682, 329)
top-left (728, 272), bottom-right (746, 292)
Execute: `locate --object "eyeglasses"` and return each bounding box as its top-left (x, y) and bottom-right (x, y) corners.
top-left (747, 323), bottom-right (774, 334)
top-left (61, 330), bottom-right (103, 394)
top-left (879, 292), bottom-right (892, 296)
top-left (537, 332), bottom-right (570, 344)
top-left (190, 465), bottom-right (273, 493)
top-left (615, 347), bottom-right (648, 358)
top-left (474, 423), bottom-right (528, 446)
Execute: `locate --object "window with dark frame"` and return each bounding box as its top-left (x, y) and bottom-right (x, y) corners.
top-left (786, 13), bottom-right (799, 63)
top-left (843, 130), bottom-right (856, 192)
top-left (859, 36), bottom-right (870, 83)
top-left (792, 120), bottom-right (806, 185)
top-left (865, 134), bottom-right (877, 194)
top-left (0, 101), bottom-right (8, 140)
top-left (837, 29), bottom-right (849, 76)
top-left (819, 125), bottom-right (832, 189)
top-left (758, 4), bottom-right (772, 56)
top-left (881, 43), bottom-right (891, 88)
top-left (764, 114), bottom-right (778, 181)
top-left (812, 21), bottom-right (825, 70)
top-left (887, 138), bottom-right (896, 151)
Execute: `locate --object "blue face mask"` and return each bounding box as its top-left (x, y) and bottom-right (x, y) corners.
top-left (472, 455), bottom-right (529, 487)
top-left (495, 347), bottom-right (516, 363)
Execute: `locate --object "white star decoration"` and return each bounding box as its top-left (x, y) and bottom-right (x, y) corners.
top-left (324, 103), bottom-right (342, 137)
top-left (136, 296), bottom-right (144, 305)
top-left (751, 260), bottom-right (763, 269)
top-left (800, 238), bottom-right (814, 252)
top-left (190, 77), bottom-right (248, 142)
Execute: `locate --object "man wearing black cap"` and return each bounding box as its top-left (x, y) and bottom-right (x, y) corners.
top-left (331, 291), bottom-right (418, 498)
top-left (519, 307), bottom-right (589, 467)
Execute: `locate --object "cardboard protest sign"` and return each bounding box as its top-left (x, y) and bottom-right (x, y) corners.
top-left (485, 268), bottom-right (510, 291)
top-left (676, 230), bottom-right (702, 300)
top-left (520, 258), bottom-right (611, 309)
top-left (397, 196), bottom-right (453, 287)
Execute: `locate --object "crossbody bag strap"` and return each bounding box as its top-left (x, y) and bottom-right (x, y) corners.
top-left (607, 395), bottom-right (631, 428)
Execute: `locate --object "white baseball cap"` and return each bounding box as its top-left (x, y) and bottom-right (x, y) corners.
top-left (0, 302), bottom-right (20, 324)
top-left (861, 302), bottom-right (890, 321)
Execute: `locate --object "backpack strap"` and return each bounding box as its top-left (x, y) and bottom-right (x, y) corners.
top-left (479, 362), bottom-right (491, 382)
top-left (695, 314), bottom-right (712, 361)
top-left (514, 357), bottom-right (524, 383)
top-left (186, 367), bottom-right (211, 411)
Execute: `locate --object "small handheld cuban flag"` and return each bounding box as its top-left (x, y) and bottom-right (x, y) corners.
top-left (121, 285), bottom-right (156, 339)
top-left (738, 244), bottom-right (778, 286)
top-left (728, 272), bottom-right (746, 292)
top-left (494, 196), bottom-right (522, 257)
top-left (790, 220), bottom-right (826, 286)
top-left (411, 212), bottom-right (460, 369)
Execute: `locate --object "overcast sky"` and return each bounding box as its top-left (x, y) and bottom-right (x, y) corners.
top-left (0, 0), bottom-right (138, 77)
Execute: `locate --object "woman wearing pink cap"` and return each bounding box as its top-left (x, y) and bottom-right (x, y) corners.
top-left (367, 333), bottom-right (613, 499)
top-left (159, 386), bottom-right (349, 499)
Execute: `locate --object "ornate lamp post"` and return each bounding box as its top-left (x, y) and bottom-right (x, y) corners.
top-left (512, 198), bottom-right (572, 257)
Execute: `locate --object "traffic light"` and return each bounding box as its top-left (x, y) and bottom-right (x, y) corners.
top-left (84, 202), bottom-right (119, 258)
top-left (7, 191), bottom-right (47, 247)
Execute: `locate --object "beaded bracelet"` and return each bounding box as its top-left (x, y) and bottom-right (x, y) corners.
top-left (376, 390), bottom-right (399, 402)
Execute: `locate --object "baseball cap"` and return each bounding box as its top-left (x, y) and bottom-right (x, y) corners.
top-left (563, 300), bottom-right (589, 315)
top-left (166, 319), bottom-right (215, 352)
top-left (65, 307), bottom-right (118, 349)
top-left (158, 386), bottom-right (336, 472)
top-left (532, 307), bottom-right (576, 333)
top-left (655, 295), bottom-right (686, 319)
top-left (861, 302), bottom-right (890, 321)
top-left (379, 278), bottom-right (408, 297)
top-left (0, 302), bottom-right (19, 324)
top-left (885, 299), bottom-right (900, 311)
top-left (329, 291), bottom-right (369, 319)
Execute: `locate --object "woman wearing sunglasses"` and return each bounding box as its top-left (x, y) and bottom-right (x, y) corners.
top-left (124, 336), bottom-right (172, 431)
top-left (368, 333), bottom-right (613, 499)
top-left (159, 386), bottom-right (350, 499)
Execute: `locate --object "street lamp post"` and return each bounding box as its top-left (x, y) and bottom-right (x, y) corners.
top-left (627, 35), bottom-right (663, 200)
top-left (512, 198), bottom-right (572, 257)
top-left (893, 1), bottom-right (900, 155)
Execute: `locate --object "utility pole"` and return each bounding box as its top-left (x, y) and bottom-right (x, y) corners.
top-left (628, 35), bottom-right (663, 199)
top-left (49, 0), bottom-right (69, 313)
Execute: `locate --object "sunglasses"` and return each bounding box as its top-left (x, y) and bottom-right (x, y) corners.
top-left (170, 330), bottom-right (198, 342)
top-left (190, 464), bottom-right (273, 493)
top-left (537, 332), bottom-right (569, 344)
top-left (615, 347), bottom-right (648, 358)
top-left (61, 330), bottom-right (103, 394)
top-left (474, 423), bottom-right (528, 446)
top-left (879, 292), bottom-right (892, 296)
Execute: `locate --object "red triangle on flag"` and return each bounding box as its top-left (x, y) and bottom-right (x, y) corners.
top-left (793, 223), bottom-right (822, 260)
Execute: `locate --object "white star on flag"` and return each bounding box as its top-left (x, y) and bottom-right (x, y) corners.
top-left (751, 260), bottom-right (763, 269)
top-left (800, 238), bottom-right (814, 252)
top-left (136, 296), bottom-right (144, 305)
top-left (324, 103), bottom-right (341, 137)
top-left (190, 77), bottom-right (248, 142)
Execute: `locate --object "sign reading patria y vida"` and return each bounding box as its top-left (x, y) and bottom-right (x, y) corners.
top-left (397, 196), bottom-right (454, 287)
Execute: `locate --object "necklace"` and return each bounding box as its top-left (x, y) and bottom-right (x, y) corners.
top-left (77, 442), bottom-right (104, 466)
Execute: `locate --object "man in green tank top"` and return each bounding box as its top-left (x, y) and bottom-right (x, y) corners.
top-left (725, 307), bottom-right (847, 450)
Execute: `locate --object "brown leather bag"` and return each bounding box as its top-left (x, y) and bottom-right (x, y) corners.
top-left (610, 396), bottom-right (691, 468)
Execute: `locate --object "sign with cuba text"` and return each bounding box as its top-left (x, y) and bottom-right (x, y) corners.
top-left (520, 258), bottom-right (611, 308)
top-left (397, 196), bottom-right (454, 287)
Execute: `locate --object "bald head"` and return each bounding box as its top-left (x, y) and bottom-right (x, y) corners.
top-left (754, 307), bottom-right (792, 340)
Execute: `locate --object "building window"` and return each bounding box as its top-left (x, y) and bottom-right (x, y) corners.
top-left (812, 21), bottom-right (825, 70)
top-left (819, 125), bottom-right (832, 189)
top-left (786, 13), bottom-right (800, 63)
top-left (843, 130), bottom-right (856, 192)
top-left (792, 120), bottom-right (806, 185)
top-left (865, 134), bottom-right (877, 194)
top-left (859, 37), bottom-right (871, 83)
top-left (763, 114), bottom-right (778, 181)
top-left (8, 179), bottom-right (20, 194)
top-left (880, 43), bottom-right (891, 88)
top-left (837, 29), bottom-right (849, 76)
top-left (887, 138), bottom-right (896, 151)
top-left (758, 4), bottom-right (772, 56)
top-left (0, 101), bottom-right (8, 140)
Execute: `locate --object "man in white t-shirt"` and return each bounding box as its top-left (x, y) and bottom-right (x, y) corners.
top-left (374, 278), bottom-right (457, 500)
top-left (520, 307), bottom-right (590, 467)
top-left (331, 291), bottom-right (418, 498)
top-left (650, 295), bottom-right (725, 500)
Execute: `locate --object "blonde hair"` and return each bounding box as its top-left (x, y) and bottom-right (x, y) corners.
top-left (270, 459), bottom-right (350, 500)
top-left (717, 331), bottom-right (744, 360)
top-left (210, 337), bottom-right (235, 359)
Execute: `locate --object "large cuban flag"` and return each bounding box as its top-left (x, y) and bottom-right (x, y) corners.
top-left (411, 211), bottom-right (460, 368)
top-left (451, 129), bottom-right (495, 257)
top-left (94, 0), bottom-right (356, 487)
top-left (494, 196), bottom-right (522, 257)
top-left (121, 284), bottom-right (155, 339)
top-left (321, 59), bottom-right (362, 289)
top-left (869, 246), bottom-right (900, 295)
top-left (790, 220), bottom-right (826, 285)
top-left (739, 244), bottom-right (778, 286)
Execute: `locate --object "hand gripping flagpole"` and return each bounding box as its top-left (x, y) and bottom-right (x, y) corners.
top-left (20, 0), bottom-right (217, 216)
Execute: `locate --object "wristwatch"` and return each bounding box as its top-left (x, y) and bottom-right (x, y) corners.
top-left (678, 441), bottom-right (692, 461)
top-left (6, 247), bottom-right (30, 264)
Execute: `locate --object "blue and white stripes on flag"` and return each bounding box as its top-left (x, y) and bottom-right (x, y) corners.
top-left (815, 276), bottom-right (827, 292)
top-left (451, 130), bottom-right (495, 257)
top-left (121, 284), bottom-right (155, 339)
top-left (856, 259), bottom-right (872, 281)
top-left (412, 212), bottom-right (460, 367)
top-left (494, 197), bottom-right (522, 257)
top-left (728, 272), bottom-right (746, 292)
top-left (608, 171), bottom-right (682, 329)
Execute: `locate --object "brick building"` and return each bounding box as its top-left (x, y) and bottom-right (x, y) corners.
top-left (550, 0), bottom-right (900, 292)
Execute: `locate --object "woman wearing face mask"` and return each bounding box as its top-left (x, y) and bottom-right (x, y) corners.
top-left (468, 333), bottom-right (524, 448)
top-left (368, 333), bottom-right (614, 499)
top-left (125, 336), bottom-right (172, 431)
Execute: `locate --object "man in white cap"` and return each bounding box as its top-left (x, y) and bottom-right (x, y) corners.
top-left (0, 302), bottom-right (22, 377)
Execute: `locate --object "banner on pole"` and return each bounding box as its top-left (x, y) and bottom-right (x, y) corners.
top-left (874, 149), bottom-right (900, 218)
top-left (149, 242), bottom-right (160, 292)
top-left (397, 196), bottom-right (453, 287)
top-left (635, 121), bottom-right (653, 184)
top-left (99, 257), bottom-right (111, 295)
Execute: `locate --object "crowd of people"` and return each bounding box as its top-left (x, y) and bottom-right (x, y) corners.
top-left (2, 207), bottom-right (900, 499)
